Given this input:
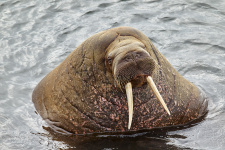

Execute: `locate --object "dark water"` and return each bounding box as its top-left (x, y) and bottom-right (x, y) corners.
top-left (0, 0), bottom-right (225, 149)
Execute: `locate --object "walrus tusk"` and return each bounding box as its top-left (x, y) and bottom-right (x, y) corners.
top-left (147, 76), bottom-right (171, 115)
top-left (125, 82), bottom-right (133, 130)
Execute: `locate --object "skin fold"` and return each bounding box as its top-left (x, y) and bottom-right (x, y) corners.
top-left (32, 27), bottom-right (208, 134)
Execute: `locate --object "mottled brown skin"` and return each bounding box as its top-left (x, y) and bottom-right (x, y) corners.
top-left (32, 27), bottom-right (208, 134)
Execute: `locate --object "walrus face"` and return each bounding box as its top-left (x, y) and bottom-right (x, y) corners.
top-left (106, 39), bottom-right (171, 129)
top-left (113, 49), bottom-right (155, 89)
top-left (106, 40), bottom-right (155, 89)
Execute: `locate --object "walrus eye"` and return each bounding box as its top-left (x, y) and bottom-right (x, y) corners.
top-left (108, 56), bottom-right (112, 65)
top-left (125, 56), bottom-right (132, 62)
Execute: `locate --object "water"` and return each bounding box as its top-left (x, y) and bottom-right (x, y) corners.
top-left (0, 0), bottom-right (225, 149)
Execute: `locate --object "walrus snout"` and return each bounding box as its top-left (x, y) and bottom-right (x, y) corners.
top-left (113, 51), bottom-right (156, 89)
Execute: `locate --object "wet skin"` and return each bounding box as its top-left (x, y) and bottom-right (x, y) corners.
top-left (32, 27), bottom-right (208, 134)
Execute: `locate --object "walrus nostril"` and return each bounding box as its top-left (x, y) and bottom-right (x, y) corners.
top-left (124, 51), bottom-right (147, 62)
top-left (135, 53), bottom-right (141, 59)
top-left (124, 52), bottom-right (140, 63)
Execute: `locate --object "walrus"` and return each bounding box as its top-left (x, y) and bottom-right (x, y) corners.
top-left (32, 26), bottom-right (208, 134)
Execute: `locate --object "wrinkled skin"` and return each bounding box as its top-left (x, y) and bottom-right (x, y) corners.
top-left (32, 27), bottom-right (208, 134)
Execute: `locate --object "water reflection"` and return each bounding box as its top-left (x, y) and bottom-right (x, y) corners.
top-left (44, 114), bottom-right (206, 149)
top-left (45, 127), bottom-right (183, 150)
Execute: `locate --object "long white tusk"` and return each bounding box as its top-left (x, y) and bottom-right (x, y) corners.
top-left (146, 76), bottom-right (171, 115)
top-left (125, 82), bottom-right (133, 130)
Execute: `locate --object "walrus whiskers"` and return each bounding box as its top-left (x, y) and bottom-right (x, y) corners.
top-left (125, 82), bottom-right (133, 130)
top-left (147, 76), bottom-right (171, 115)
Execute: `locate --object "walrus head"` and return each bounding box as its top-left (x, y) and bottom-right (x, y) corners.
top-left (105, 36), bottom-right (171, 129)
